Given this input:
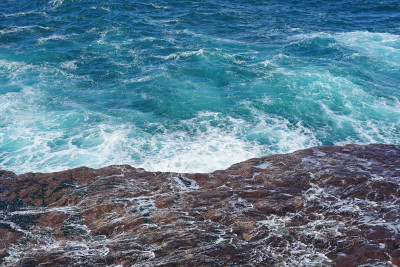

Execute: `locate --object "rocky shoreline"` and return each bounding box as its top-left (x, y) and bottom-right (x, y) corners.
top-left (1, 144), bottom-right (399, 266)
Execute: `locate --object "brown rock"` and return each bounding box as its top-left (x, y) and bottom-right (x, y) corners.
top-left (0, 144), bottom-right (400, 266)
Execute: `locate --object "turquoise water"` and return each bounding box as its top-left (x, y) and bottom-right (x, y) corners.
top-left (1, 0), bottom-right (400, 174)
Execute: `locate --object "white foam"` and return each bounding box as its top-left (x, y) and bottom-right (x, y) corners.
top-left (49, 0), bottom-right (64, 8)
top-left (271, 67), bottom-right (400, 146)
top-left (90, 6), bottom-right (111, 12)
top-left (244, 109), bottom-right (322, 155)
top-left (0, 104), bottom-right (261, 174)
top-left (171, 175), bottom-right (200, 191)
top-left (157, 49), bottom-right (205, 60)
top-left (150, 3), bottom-right (170, 9)
top-left (0, 25), bottom-right (51, 35)
top-left (1, 10), bottom-right (48, 18)
top-left (254, 162), bottom-right (271, 170)
top-left (257, 215), bottom-right (333, 266)
top-left (0, 89), bottom-right (333, 174)
top-left (261, 59), bottom-right (275, 67)
top-left (335, 31), bottom-right (400, 66)
top-left (288, 31), bottom-right (400, 66)
top-left (60, 60), bottom-right (78, 70)
top-left (38, 34), bottom-right (70, 44)
top-left (133, 197), bottom-right (157, 217)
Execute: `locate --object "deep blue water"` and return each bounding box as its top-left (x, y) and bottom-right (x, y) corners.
top-left (1, 0), bottom-right (400, 173)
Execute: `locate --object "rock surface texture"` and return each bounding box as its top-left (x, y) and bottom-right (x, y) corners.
top-left (1, 144), bottom-right (400, 266)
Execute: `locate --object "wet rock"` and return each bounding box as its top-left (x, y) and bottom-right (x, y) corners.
top-left (0, 144), bottom-right (400, 266)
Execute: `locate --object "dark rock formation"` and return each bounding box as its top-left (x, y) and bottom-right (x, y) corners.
top-left (1, 144), bottom-right (400, 266)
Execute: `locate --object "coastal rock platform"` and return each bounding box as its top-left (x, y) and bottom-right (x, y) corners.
top-left (1, 144), bottom-right (399, 266)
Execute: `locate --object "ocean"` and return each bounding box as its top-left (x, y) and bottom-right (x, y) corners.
top-left (1, 0), bottom-right (400, 174)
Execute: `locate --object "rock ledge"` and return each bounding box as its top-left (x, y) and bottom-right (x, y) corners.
top-left (1, 144), bottom-right (400, 266)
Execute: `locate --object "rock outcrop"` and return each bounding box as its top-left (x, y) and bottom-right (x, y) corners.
top-left (1, 144), bottom-right (399, 266)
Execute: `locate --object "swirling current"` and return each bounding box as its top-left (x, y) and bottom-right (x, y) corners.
top-left (1, 0), bottom-right (400, 174)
